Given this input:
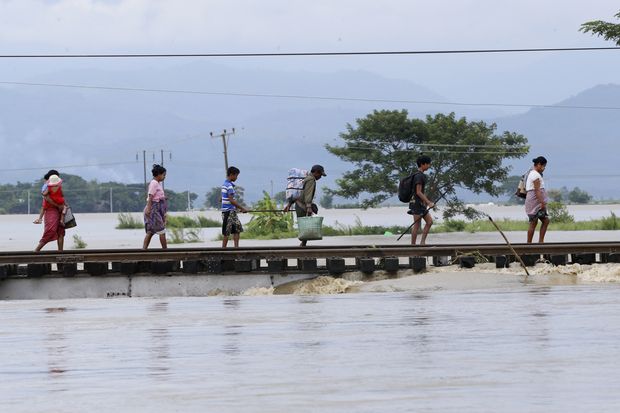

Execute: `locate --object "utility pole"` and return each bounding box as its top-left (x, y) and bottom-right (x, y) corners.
top-left (109, 187), bottom-right (113, 213)
top-left (142, 150), bottom-right (147, 196)
top-left (137, 150), bottom-right (172, 196)
top-left (210, 128), bottom-right (236, 173)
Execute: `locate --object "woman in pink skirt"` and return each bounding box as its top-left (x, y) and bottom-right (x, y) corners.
top-left (143, 164), bottom-right (168, 249)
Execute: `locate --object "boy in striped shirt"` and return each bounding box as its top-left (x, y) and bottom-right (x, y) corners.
top-left (221, 166), bottom-right (248, 248)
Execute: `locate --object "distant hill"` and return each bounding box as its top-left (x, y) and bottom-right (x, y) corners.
top-left (0, 62), bottom-right (454, 202)
top-left (495, 84), bottom-right (620, 199)
top-left (1, 61), bottom-right (618, 202)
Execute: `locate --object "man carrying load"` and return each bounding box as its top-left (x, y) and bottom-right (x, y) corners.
top-left (283, 164), bottom-right (326, 246)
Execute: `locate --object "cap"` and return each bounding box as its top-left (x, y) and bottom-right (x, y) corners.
top-left (310, 164), bottom-right (327, 177)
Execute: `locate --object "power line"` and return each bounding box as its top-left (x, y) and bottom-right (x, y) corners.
top-left (1, 46), bottom-right (619, 59)
top-left (340, 146), bottom-right (528, 155)
top-left (350, 142), bottom-right (529, 149)
top-left (2, 80), bottom-right (619, 111)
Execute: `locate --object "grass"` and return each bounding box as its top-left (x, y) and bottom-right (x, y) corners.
top-left (116, 212), bottom-right (142, 229)
top-left (116, 213), bottom-right (220, 229)
top-left (168, 228), bottom-right (202, 244)
top-left (167, 215), bottom-right (220, 228)
top-left (431, 215), bottom-right (620, 233)
top-left (237, 216), bottom-right (408, 240)
top-left (72, 234), bottom-right (87, 249)
top-left (236, 212), bottom-right (620, 240)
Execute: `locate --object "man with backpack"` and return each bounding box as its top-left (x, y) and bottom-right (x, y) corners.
top-left (408, 156), bottom-right (434, 245)
top-left (283, 164), bottom-right (326, 246)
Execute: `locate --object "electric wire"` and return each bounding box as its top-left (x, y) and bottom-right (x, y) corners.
top-left (2, 80), bottom-right (619, 111)
top-left (1, 46), bottom-right (619, 58)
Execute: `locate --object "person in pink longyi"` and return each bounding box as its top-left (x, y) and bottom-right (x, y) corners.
top-left (143, 164), bottom-right (168, 249)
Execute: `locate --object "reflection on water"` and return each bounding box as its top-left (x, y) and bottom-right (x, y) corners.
top-left (222, 299), bottom-right (242, 357)
top-left (147, 302), bottom-right (170, 379)
top-left (2, 285), bottom-right (620, 412)
top-left (44, 307), bottom-right (69, 388)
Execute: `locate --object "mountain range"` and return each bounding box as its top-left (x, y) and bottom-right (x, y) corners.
top-left (1, 61), bottom-right (618, 203)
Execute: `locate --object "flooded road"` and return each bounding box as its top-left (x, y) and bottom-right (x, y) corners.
top-left (2, 284), bottom-right (620, 412)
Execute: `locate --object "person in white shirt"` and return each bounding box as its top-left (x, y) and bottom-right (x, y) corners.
top-left (524, 156), bottom-right (549, 243)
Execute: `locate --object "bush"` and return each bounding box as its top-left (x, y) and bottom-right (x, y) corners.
top-left (196, 215), bottom-right (220, 227)
top-left (72, 234), bottom-right (87, 249)
top-left (168, 228), bottom-right (202, 244)
top-left (116, 212), bottom-right (143, 229)
top-left (245, 192), bottom-right (293, 236)
top-left (167, 215), bottom-right (198, 228)
top-left (547, 202), bottom-right (574, 223)
top-left (443, 219), bottom-right (466, 232)
top-left (600, 212), bottom-right (619, 230)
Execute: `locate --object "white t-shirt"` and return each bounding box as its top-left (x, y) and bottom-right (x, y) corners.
top-left (525, 170), bottom-right (544, 191)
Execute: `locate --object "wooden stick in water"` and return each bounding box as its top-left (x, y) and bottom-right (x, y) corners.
top-left (487, 216), bottom-right (530, 278)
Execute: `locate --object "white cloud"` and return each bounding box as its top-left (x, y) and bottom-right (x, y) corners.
top-left (1, 0), bottom-right (618, 53)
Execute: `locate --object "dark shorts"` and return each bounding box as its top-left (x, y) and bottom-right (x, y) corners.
top-left (222, 210), bottom-right (243, 236)
top-left (408, 201), bottom-right (426, 216)
top-left (528, 209), bottom-right (549, 223)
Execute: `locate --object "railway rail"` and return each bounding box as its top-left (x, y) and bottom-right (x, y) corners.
top-left (0, 241), bottom-right (619, 265)
top-left (2, 242), bottom-right (619, 299)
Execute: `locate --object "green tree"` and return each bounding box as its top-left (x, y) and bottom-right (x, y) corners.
top-left (547, 189), bottom-right (563, 203)
top-left (204, 186), bottom-right (221, 209)
top-left (326, 110), bottom-right (529, 217)
top-left (567, 187), bottom-right (593, 204)
top-left (580, 11), bottom-right (620, 44)
top-left (0, 174), bottom-right (198, 214)
top-left (498, 175), bottom-right (524, 204)
top-left (320, 189), bottom-right (334, 209)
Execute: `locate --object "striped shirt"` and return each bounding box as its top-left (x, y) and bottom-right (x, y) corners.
top-left (221, 179), bottom-right (236, 211)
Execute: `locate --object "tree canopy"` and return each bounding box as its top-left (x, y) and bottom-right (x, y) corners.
top-left (580, 11), bottom-right (620, 45)
top-left (0, 173), bottom-right (197, 214)
top-left (325, 110), bottom-right (529, 217)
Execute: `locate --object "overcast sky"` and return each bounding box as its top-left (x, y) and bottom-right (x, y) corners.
top-left (1, 0), bottom-right (619, 106)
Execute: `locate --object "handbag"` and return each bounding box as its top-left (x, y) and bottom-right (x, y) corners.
top-left (63, 206), bottom-right (77, 228)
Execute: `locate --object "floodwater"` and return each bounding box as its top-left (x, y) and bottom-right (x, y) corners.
top-left (2, 273), bottom-right (620, 412)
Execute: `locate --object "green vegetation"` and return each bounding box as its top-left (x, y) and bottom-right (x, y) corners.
top-left (547, 202), bottom-right (574, 223)
top-left (116, 212), bottom-right (220, 229)
top-left (72, 234), bottom-right (87, 249)
top-left (323, 217), bottom-right (407, 236)
top-left (325, 110), bottom-right (528, 218)
top-left (168, 228), bottom-right (202, 244)
top-left (431, 213), bottom-right (620, 233)
top-left (167, 215), bottom-right (220, 228)
top-left (237, 211), bottom-right (620, 240)
top-left (116, 213), bottom-right (142, 229)
top-left (245, 192), bottom-right (294, 238)
top-left (600, 212), bottom-right (619, 230)
top-left (0, 173), bottom-right (198, 214)
top-left (581, 11), bottom-right (620, 45)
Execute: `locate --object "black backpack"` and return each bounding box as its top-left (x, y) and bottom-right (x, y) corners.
top-left (398, 172), bottom-right (421, 203)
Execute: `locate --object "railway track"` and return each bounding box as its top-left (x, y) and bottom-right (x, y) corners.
top-left (1, 242), bottom-right (619, 265)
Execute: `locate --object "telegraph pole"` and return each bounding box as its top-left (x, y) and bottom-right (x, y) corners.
top-left (210, 128), bottom-right (236, 173)
top-left (143, 150), bottom-right (147, 195)
top-left (138, 150), bottom-right (172, 196)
